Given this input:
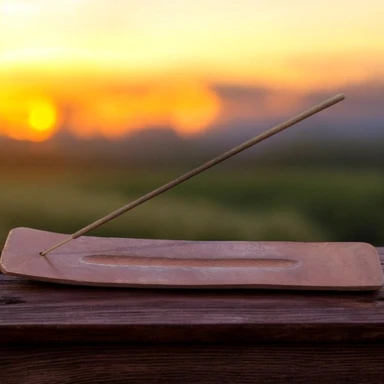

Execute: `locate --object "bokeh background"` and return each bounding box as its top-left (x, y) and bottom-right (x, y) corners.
top-left (0, 0), bottom-right (383, 247)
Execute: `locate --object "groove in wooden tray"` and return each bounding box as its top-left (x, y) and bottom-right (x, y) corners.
top-left (82, 255), bottom-right (300, 268)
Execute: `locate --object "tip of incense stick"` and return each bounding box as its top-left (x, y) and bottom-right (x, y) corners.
top-left (40, 236), bottom-right (73, 256)
top-left (329, 93), bottom-right (345, 103)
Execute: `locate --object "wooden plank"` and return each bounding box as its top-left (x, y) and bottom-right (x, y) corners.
top-left (0, 248), bottom-right (383, 343)
top-left (2, 228), bottom-right (383, 290)
top-left (1, 344), bottom-right (384, 384)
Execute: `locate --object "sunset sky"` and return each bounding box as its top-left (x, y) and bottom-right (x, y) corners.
top-left (0, 0), bottom-right (383, 141)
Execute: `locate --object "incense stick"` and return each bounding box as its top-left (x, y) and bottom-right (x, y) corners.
top-left (40, 93), bottom-right (345, 256)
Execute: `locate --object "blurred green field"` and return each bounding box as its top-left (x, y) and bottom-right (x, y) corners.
top-left (1, 166), bottom-right (384, 247)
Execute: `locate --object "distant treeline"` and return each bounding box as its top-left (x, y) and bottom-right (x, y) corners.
top-left (0, 134), bottom-right (383, 169)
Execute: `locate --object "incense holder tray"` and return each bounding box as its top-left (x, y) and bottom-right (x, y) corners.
top-left (1, 227), bottom-right (383, 291)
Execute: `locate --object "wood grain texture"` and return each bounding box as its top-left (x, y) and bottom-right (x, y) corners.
top-left (1, 344), bottom-right (384, 384)
top-left (2, 228), bottom-right (383, 290)
top-left (0, 248), bottom-right (384, 344)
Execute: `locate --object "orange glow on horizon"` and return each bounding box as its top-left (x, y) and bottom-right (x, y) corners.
top-left (69, 83), bottom-right (221, 140)
top-left (0, 82), bottom-right (221, 142)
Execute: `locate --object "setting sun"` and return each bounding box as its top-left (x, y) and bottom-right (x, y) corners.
top-left (28, 100), bottom-right (57, 134)
top-left (0, 94), bottom-right (58, 142)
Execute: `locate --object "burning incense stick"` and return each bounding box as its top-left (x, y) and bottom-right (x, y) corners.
top-left (40, 93), bottom-right (345, 256)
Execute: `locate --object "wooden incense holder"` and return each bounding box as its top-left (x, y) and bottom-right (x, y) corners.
top-left (1, 227), bottom-right (383, 290)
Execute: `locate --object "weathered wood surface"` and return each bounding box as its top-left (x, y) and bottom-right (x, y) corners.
top-left (0, 248), bottom-right (384, 344)
top-left (1, 247), bottom-right (384, 383)
top-left (1, 345), bottom-right (384, 384)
